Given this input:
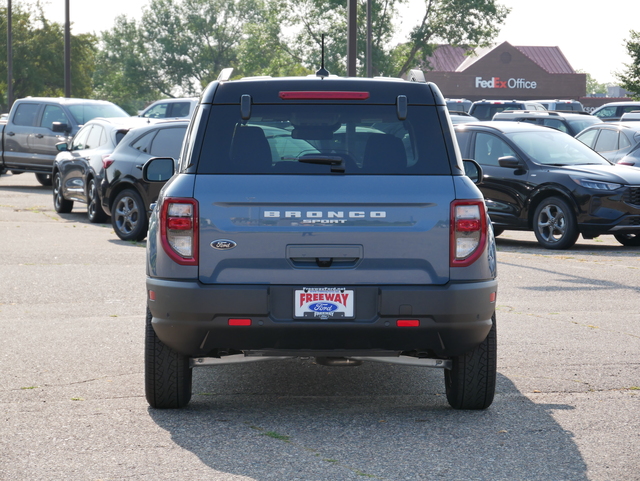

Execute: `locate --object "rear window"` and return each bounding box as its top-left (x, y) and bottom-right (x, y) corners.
top-left (470, 103), bottom-right (522, 121)
top-left (196, 104), bottom-right (451, 175)
top-left (67, 103), bottom-right (128, 125)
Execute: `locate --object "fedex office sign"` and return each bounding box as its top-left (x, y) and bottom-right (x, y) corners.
top-left (475, 76), bottom-right (537, 89)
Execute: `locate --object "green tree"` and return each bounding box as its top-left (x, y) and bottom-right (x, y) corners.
top-left (396, 0), bottom-right (510, 78)
top-left (94, 0), bottom-right (279, 112)
top-left (0, 2), bottom-right (96, 111)
top-left (93, 15), bottom-right (169, 114)
top-left (285, 0), bottom-right (401, 77)
top-left (617, 30), bottom-right (640, 99)
top-left (577, 70), bottom-right (607, 95)
top-left (236, 0), bottom-right (312, 77)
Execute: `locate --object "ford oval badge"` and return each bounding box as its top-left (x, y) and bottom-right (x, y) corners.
top-left (211, 239), bottom-right (237, 250)
top-left (309, 302), bottom-right (339, 313)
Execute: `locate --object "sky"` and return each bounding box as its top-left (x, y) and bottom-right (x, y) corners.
top-left (25, 0), bottom-right (637, 85)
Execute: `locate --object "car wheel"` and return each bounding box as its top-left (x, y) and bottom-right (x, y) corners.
top-left (445, 313), bottom-right (497, 410)
top-left (53, 172), bottom-right (73, 214)
top-left (35, 173), bottom-right (52, 186)
top-left (87, 178), bottom-right (108, 223)
top-left (145, 307), bottom-right (192, 409)
top-left (112, 189), bottom-right (148, 241)
top-left (614, 233), bottom-right (640, 246)
top-left (533, 197), bottom-right (579, 250)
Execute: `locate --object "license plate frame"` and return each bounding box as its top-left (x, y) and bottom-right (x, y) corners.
top-left (294, 287), bottom-right (355, 320)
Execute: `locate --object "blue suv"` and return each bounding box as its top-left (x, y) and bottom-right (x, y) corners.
top-left (142, 70), bottom-right (498, 410)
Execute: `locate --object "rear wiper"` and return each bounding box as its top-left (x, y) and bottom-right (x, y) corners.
top-left (297, 155), bottom-right (345, 173)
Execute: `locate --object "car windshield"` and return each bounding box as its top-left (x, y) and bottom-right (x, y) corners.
top-left (67, 103), bottom-right (129, 125)
top-left (507, 130), bottom-right (611, 166)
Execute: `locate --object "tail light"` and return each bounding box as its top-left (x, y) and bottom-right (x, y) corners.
top-left (160, 198), bottom-right (198, 266)
top-left (450, 200), bottom-right (487, 267)
top-left (102, 155), bottom-right (114, 169)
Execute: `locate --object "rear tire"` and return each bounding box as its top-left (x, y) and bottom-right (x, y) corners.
top-left (35, 173), bottom-right (52, 186)
top-left (445, 313), bottom-right (497, 410)
top-left (53, 172), bottom-right (73, 213)
top-left (614, 233), bottom-right (640, 246)
top-left (145, 307), bottom-right (192, 409)
top-left (112, 188), bottom-right (148, 241)
top-left (87, 178), bottom-right (108, 223)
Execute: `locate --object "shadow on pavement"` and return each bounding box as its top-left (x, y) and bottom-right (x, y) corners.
top-left (149, 359), bottom-right (587, 480)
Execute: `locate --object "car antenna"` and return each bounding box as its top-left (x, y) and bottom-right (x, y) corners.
top-left (315, 34), bottom-right (330, 78)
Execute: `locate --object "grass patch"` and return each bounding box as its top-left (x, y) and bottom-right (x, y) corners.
top-left (262, 431), bottom-right (290, 442)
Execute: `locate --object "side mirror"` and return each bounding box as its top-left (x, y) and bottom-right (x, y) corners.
top-left (55, 141), bottom-right (69, 152)
top-left (462, 159), bottom-right (483, 184)
top-left (498, 156), bottom-right (525, 169)
top-left (52, 122), bottom-right (70, 133)
top-left (143, 157), bottom-right (175, 182)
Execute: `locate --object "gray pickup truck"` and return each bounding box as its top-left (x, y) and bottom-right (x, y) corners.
top-left (0, 97), bottom-right (128, 185)
top-left (143, 70), bottom-right (498, 410)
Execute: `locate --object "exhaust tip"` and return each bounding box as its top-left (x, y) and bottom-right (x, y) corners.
top-left (315, 357), bottom-right (363, 367)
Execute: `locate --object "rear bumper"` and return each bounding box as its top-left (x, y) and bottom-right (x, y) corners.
top-left (147, 278), bottom-right (497, 358)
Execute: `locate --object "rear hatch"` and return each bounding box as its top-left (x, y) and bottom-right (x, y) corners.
top-left (195, 175), bottom-right (454, 285)
top-left (193, 79), bottom-right (456, 286)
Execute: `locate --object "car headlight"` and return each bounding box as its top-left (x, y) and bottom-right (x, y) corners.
top-left (572, 178), bottom-right (622, 191)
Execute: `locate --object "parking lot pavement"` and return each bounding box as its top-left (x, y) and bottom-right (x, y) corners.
top-left (1, 172), bottom-right (639, 480)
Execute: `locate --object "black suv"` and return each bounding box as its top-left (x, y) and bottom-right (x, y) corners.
top-left (101, 119), bottom-right (188, 241)
top-left (468, 100), bottom-right (546, 121)
top-left (142, 70), bottom-right (498, 410)
top-left (455, 121), bottom-right (640, 248)
top-left (492, 110), bottom-right (602, 137)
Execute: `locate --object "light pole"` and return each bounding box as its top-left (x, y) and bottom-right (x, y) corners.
top-left (64, 0), bottom-right (71, 97)
top-left (7, 0), bottom-right (13, 109)
top-left (366, 0), bottom-right (372, 77)
top-left (347, 0), bottom-right (357, 76)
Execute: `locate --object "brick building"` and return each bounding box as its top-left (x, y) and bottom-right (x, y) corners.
top-left (421, 41), bottom-right (587, 102)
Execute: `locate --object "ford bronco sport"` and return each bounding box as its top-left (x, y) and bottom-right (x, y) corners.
top-left (143, 69), bottom-right (498, 410)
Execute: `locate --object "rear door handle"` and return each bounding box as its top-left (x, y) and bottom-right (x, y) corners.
top-left (6, 131), bottom-right (15, 136)
top-left (35, 134), bottom-right (44, 138)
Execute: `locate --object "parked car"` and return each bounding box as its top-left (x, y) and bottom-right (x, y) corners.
top-left (138, 98), bottom-right (198, 119)
top-left (492, 110), bottom-right (602, 136)
top-left (1, 97), bottom-right (129, 185)
top-left (100, 119), bottom-right (189, 241)
top-left (454, 121), bottom-right (640, 248)
top-left (445, 98), bottom-right (472, 113)
top-left (142, 70), bottom-right (498, 410)
top-left (52, 117), bottom-right (156, 222)
top-left (591, 102), bottom-right (640, 122)
top-left (468, 99), bottom-right (547, 121)
top-left (449, 111), bottom-right (479, 124)
top-left (535, 99), bottom-right (584, 112)
top-left (575, 122), bottom-right (640, 168)
top-left (620, 111), bottom-right (640, 122)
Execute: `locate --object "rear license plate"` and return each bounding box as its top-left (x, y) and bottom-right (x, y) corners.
top-left (294, 287), bottom-right (355, 319)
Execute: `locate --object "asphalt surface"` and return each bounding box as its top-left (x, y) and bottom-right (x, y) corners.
top-left (0, 171), bottom-right (638, 481)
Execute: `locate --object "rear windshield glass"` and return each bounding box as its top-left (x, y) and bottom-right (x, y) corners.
top-left (68, 103), bottom-right (128, 125)
top-left (196, 104), bottom-right (451, 175)
top-left (471, 104), bottom-right (522, 121)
